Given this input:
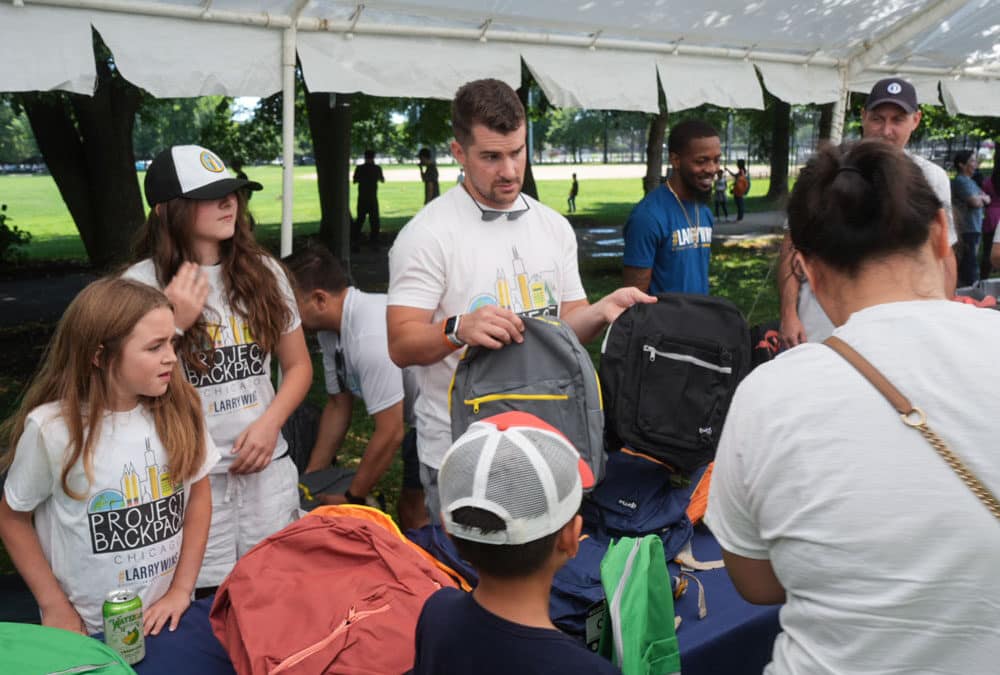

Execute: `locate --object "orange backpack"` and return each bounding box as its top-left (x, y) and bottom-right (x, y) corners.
top-left (732, 173), bottom-right (749, 197)
top-left (211, 505), bottom-right (463, 675)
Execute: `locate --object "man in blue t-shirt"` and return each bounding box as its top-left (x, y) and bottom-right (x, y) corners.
top-left (623, 119), bottom-right (721, 295)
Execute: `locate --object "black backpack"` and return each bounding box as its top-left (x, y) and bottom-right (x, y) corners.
top-left (599, 293), bottom-right (751, 472)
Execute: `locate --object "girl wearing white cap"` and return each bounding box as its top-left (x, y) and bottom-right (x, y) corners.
top-left (123, 145), bottom-right (312, 593)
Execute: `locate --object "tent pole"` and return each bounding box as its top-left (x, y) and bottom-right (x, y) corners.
top-left (280, 24), bottom-right (295, 257)
top-left (829, 66), bottom-right (849, 146)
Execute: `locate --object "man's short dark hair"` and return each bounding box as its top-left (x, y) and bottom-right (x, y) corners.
top-left (364, 149), bottom-right (375, 161)
top-left (668, 119), bottom-right (720, 156)
top-left (418, 147), bottom-right (432, 160)
top-left (283, 244), bottom-right (352, 294)
top-left (449, 507), bottom-right (561, 578)
top-left (451, 79), bottom-right (525, 148)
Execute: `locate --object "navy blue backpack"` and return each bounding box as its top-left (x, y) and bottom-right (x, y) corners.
top-left (581, 449), bottom-right (697, 558)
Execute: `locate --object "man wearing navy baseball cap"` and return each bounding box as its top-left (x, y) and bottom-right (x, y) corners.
top-left (778, 77), bottom-right (957, 346)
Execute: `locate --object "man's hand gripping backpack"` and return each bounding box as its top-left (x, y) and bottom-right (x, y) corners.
top-left (600, 293), bottom-right (750, 472)
top-left (450, 315), bottom-right (606, 485)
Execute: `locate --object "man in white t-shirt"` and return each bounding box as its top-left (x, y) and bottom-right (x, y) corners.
top-left (387, 78), bottom-right (654, 522)
top-left (778, 77), bottom-right (957, 346)
top-left (285, 246), bottom-right (428, 529)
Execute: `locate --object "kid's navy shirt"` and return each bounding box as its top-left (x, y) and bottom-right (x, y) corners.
top-left (411, 588), bottom-right (621, 675)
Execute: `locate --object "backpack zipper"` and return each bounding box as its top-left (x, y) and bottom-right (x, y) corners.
top-left (642, 344), bottom-right (732, 374)
top-left (271, 604), bottom-right (391, 674)
top-left (464, 393), bottom-right (569, 414)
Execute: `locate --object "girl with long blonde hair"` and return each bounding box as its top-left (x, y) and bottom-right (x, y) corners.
top-left (0, 277), bottom-right (218, 635)
top-left (123, 145), bottom-right (311, 592)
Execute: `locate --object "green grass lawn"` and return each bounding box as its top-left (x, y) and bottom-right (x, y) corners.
top-left (1, 165), bottom-right (780, 261)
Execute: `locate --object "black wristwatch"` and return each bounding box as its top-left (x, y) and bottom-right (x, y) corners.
top-left (344, 489), bottom-right (366, 505)
top-left (444, 314), bottom-right (466, 348)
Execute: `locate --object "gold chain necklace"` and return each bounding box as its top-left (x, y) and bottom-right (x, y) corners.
top-left (665, 179), bottom-right (700, 245)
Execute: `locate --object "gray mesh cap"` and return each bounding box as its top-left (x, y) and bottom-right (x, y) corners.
top-left (439, 411), bottom-right (595, 545)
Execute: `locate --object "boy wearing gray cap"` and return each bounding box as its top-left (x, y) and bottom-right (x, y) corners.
top-left (409, 411), bottom-right (620, 675)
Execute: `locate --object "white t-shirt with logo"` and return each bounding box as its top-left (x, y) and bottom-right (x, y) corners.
top-left (706, 300), bottom-right (1000, 674)
top-left (317, 287), bottom-right (405, 415)
top-left (388, 186), bottom-right (587, 468)
top-left (4, 402), bottom-right (220, 633)
top-left (123, 257), bottom-right (301, 470)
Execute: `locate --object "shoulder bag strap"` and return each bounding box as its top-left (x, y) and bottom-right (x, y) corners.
top-left (824, 335), bottom-right (1000, 522)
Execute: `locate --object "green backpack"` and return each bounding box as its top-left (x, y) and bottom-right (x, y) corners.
top-left (0, 622), bottom-right (137, 675)
top-left (598, 535), bottom-right (681, 675)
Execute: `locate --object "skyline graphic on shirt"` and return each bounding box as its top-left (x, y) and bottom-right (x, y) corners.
top-left (88, 438), bottom-right (177, 513)
top-left (85, 437), bottom-right (186, 586)
top-left (468, 246), bottom-right (559, 318)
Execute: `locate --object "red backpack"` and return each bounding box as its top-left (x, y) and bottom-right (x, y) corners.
top-left (210, 505), bottom-right (462, 674)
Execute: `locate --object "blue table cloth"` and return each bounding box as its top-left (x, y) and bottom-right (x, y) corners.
top-left (115, 527), bottom-right (779, 675)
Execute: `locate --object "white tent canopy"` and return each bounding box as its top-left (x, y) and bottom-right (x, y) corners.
top-left (4, 0), bottom-right (998, 105)
top-left (2, 0), bottom-right (999, 253)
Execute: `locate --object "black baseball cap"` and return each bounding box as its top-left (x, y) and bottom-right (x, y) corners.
top-left (865, 78), bottom-right (918, 114)
top-left (144, 145), bottom-right (262, 207)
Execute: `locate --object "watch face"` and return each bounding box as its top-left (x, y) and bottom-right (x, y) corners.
top-left (445, 315), bottom-right (459, 335)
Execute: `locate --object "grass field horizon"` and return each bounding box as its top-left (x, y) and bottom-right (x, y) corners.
top-left (2, 164), bottom-right (779, 261)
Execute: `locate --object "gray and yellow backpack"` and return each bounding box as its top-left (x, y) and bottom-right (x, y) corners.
top-left (449, 315), bottom-right (606, 486)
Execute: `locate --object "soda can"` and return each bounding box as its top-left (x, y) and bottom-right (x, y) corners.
top-left (102, 589), bottom-right (145, 665)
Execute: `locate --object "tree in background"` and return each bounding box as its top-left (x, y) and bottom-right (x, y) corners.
top-left (305, 88), bottom-right (351, 257)
top-left (517, 64), bottom-right (546, 200)
top-left (134, 96), bottom-right (225, 160)
top-left (642, 82), bottom-right (668, 195)
top-left (764, 90), bottom-right (791, 201)
top-left (915, 105), bottom-right (1000, 158)
top-left (16, 29), bottom-right (144, 269)
top-left (546, 109), bottom-right (605, 163)
top-left (392, 97), bottom-right (452, 162)
top-left (0, 98), bottom-right (39, 164)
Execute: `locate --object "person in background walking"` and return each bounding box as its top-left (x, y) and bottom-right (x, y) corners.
top-left (353, 149), bottom-right (386, 250)
top-left (952, 150), bottom-right (990, 287)
top-left (979, 158), bottom-right (999, 280)
top-left (567, 173), bottom-right (578, 214)
top-left (418, 148), bottom-right (440, 205)
top-left (714, 169), bottom-right (729, 222)
top-left (728, 159), bottom-right (749, 222)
